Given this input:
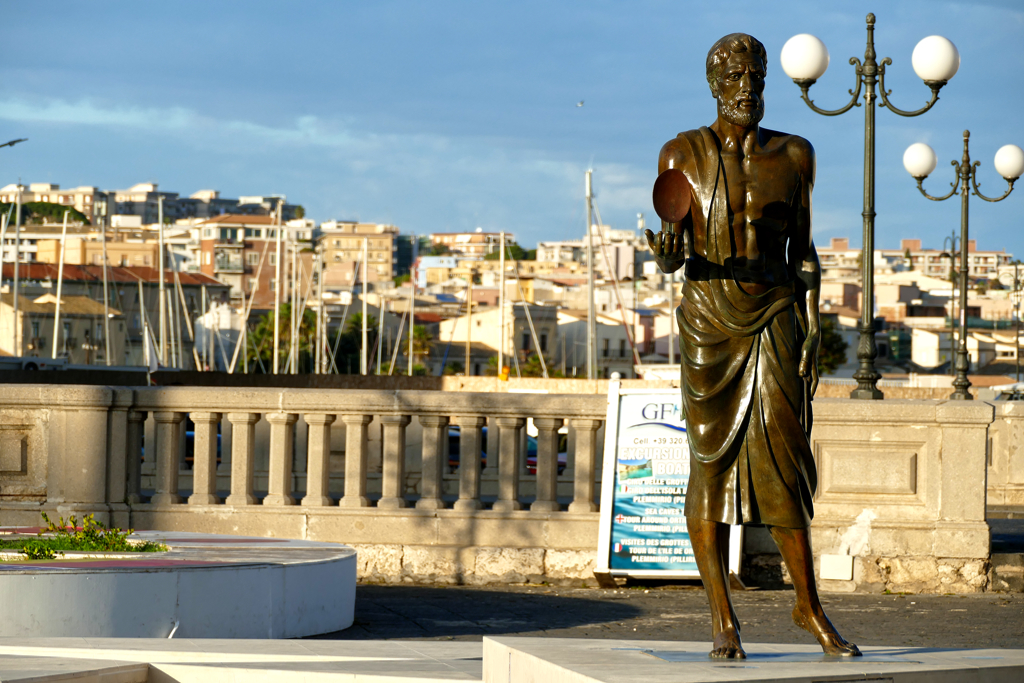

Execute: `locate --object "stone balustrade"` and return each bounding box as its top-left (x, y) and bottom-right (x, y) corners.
top-left (0, 383), bottom-right (1018, 592)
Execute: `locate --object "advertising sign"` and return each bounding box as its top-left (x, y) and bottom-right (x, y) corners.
top-left (596, 382), bottom-right (741, 579)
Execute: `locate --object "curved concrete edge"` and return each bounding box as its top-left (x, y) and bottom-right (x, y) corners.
top-left (0, 533), bottom-right (356, 638)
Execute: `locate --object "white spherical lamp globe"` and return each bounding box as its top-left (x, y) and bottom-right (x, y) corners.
top-left (780, 34), bottom-right (830, 81)
top-left (994, 144), bottom-right (1024, 181)
top-left (903, 143), bottom-right (938, 179)
top-left (912, 36), bottom-right (960, 82)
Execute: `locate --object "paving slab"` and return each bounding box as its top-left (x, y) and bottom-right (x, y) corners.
top-left (0, 639), bottom-right (483, 682)
top-left (483, 636), bottom-right (1024, 683)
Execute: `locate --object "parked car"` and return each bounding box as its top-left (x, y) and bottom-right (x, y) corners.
top-left (447, 426), bottom-right (566, 475)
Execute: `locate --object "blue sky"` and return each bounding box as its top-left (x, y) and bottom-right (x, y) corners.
top-left (1, 1), bottom-right (1022, 259)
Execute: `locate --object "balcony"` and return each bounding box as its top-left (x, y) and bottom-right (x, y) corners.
top-left (214, 250), bottom-right (244, 274)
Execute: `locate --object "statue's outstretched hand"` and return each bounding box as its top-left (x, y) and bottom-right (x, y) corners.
top-left (645, 228), bottom-right (688, 262)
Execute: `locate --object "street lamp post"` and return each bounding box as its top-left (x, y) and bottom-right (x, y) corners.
top-left (903, 132), bottom-right (1024, 399)
top-left (1006, 260), bottom-right (1024, 383)
top-left (940, 230), bottom-right (959, 375)
top-left (782, 14), bottom-right (959, 399)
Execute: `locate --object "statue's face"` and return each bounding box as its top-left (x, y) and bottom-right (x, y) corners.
top-left (714, 51), bottom-right (765, 128)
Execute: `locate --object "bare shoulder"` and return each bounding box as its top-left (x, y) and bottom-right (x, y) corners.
top-left (659, 129), bottom-right (703, 174)
top-left (763, 128), bottom-right (815, 177)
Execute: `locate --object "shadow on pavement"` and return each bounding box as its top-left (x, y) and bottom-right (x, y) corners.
top-left (308, 585), bottom-right (645, 640)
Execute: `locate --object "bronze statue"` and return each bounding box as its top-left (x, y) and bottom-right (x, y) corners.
top-left (646, 33), bottom-right (861, 659)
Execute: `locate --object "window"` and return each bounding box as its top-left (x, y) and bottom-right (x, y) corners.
top-left (540, 333), bottom-right (548, 352)
top-left (619, 339), bottom-right (626, 358)
top-left (269, 254), bottom-right (277, 266)
top-left (31, 321), bottom-right (39, 338)
top-left (204, 228), bottom-right (213, 238)
top-left (602, 339), bottom-right (610, 358)
top-left (96, 322), bottom-right (104, 341)
top-left (144, 255), bottom-right (151, 265)
top-left (270, 278), bottom-right (276, 292)
top-left (246, 252), bottom-right (259, 266)
top-left (204, 253), bottom-right (211, 265)
top-left (522, 332), bottom-right (531, 352)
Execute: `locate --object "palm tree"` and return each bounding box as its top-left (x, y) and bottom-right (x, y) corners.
top-left (246, 304), bottom-right (317, 372)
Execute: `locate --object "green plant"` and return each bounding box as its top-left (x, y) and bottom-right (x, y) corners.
top-left (39, 512), bottom-right (166, 552)
top-left (20, 541), bottom-right (59, 560)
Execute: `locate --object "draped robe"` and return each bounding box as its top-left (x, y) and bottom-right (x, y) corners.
top-left (678, 127), bottom-right (816, 529)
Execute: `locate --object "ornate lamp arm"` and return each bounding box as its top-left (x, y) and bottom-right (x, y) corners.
top-left (916, 161), bottom-right (961, 201)
top-left (877, 59), bottom-right (944, 117)
top-left (970, 164), bottom-right (1016, 202)
top-left (795, 58), bottom-right (863, 117)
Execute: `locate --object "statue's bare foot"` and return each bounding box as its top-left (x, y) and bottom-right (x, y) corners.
top-left (709, 627), bottom-right (746, 659)
top-left (792, 606), bottom-right (861, 657)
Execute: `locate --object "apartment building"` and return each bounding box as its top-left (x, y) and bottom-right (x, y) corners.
top-left (429, 230), bottom-right (505, 257)
top-left (36, 237), bottom-right (158, 268)
top-left (0, 263), bottom-right (227, 366)
top-left (318, 221), bottom-right (399, 282)
top-left (817, 237), bottom-right (1013, 280)
top-left (111, 184), bottom-right (302, 224)
top-left (197, 214), bottom-right (314, 307)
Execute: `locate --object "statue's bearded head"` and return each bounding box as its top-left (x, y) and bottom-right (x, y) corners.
top-left (706, 33), bottom-right (767, 128)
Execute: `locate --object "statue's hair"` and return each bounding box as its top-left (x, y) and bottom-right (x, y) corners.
top-left (706, 33), bottom-right (767, 93)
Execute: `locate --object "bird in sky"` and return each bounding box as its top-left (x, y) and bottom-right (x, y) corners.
top-left (576, 101), bottom-right (584, 107)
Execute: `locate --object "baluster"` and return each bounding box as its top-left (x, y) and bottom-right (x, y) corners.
top-left (531, 417), bottom-right (564, 512)
top-left (188, 412), bottom-right (222, 505)
top-left (378, 414), bottom-right (412, 508)
top-left (106, 392), bottom-right (131, 512)
top-left (125, 410), bottom-right (145, 504)
top-left (151, 411), bottom-right (185, 505)
top-left (416, 415), bottom-right (450, 509)
top-left (453, 415), bottom-right (485, 510)
top-left (264, 412), bottom-right (298, 506)
top-left (302, 413), bottom-right (336, 507)
top-left (339, 414), bottom-right (373, 508)
top-left (225, 412), bottom-right (259, 505)
top-left (569, 418), bottom-right (602, 512)
top-left (492, 417), bottom-right (525, 511)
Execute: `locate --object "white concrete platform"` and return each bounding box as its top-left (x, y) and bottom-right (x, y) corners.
top-left (0, 639), bottom-right (482, 682)
top-left (0, 530), bottom-right (356, 638)
top-left (482, 636), bottom-right (1024, 683)
top-left (3, 637), bottom-right (1024, 683)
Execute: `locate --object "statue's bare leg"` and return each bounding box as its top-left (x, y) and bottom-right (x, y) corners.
top-left (687, 516), bottom-right (744, 658)
top-left (768, 525), bottom-right (861, 656)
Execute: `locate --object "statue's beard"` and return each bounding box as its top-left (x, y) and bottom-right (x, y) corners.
top-left (719, 98), bottom-right (764, 127)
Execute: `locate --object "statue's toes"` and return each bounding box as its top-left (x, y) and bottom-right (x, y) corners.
top-left (822, 635), bottom-right (862, 657)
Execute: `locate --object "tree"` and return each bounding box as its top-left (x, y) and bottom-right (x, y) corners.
top-left (520, 352), bottom-right (563, 378)
top-left (1, 202), bottom-right (91, 225)
top-left (294, 206), bottom-right (306, 219)
top-left (442, 361), bottom-right (464, 375)
top-left (411, 325), bottom-right (432, 364)
top-left (246, 304), bottom-right (317, 372)
top-left (484, 241), bottom-right (529, 260)
top-left (817, 316), bottom-right (848, 376)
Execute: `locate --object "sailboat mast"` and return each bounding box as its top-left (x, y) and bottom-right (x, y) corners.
top-left (101, 215), bottom-right (112, 365)
top-left (52, 211), bottom-right (69, 360)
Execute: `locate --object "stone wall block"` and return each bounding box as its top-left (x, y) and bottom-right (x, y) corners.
top-left (351, 543), bottom-right (403, 580)
top-left (472, 547), bottom-right (545, 584)
top-left (544, 549), bottom-right (595, 580)
top-left (403, 545), bottom-right (476, 584)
